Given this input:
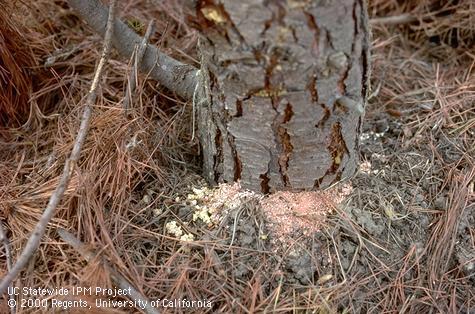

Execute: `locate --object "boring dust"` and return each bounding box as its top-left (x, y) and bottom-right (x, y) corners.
top-left (172, 179), bottom-right (353, 284)
top-left (161, 109), bottom-right (474, 308)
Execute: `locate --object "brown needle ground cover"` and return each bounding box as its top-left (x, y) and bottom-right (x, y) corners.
top-left (0, 0), bottom-right (474, 313)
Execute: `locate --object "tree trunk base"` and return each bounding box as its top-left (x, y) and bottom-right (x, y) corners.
top-left (196, 0), bottom-right (370, 193)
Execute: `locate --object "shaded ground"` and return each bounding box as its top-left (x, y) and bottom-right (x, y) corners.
top-left (0, 0), bottom-right (474, 313)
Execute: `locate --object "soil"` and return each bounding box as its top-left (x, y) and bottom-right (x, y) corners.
top-left (159, 105), bottom-right (474, 311)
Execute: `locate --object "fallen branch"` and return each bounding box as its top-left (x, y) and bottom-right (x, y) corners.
top-left (0, 0), bottom-right (119, 296)
top-left (123, 19), bottom-right (156, 114)
top-left (57, 228), bottom-right (160, 314)
top-left (68, 0), bottom-right (198, 101)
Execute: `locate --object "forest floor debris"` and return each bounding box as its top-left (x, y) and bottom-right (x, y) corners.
top-left (0, 0), bottom-right (474, 312)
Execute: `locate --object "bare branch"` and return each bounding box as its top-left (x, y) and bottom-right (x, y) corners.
top-left (0, 0), bottom-right (119, 295)
top-left (68, 0), bottom-right (199, 101)
top-left (57, 228), bottom-right (160, 314)
top-left (124, 19), bottom-right (156, 114)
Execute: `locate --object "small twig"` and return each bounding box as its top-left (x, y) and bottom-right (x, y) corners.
top-left (57, 228), bottom-right (160, 314)
top-left (370, 14), bottom-right (418, 26)
top-left (123, 19), bottom-right (155, 114)
top-left (0, 222), bottom-right (14, 314)
top-left (202, 234), bottom-right (225, 277)
top-left (228, 207), bottom-right (245, 249)
top-left (329, 230), bottom-right (347, 282)
top-left (0, 0), bottom-right (118, 295)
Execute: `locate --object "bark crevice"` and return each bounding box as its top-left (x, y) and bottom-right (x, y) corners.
top-left (278, 103), bottom-right (294, 186)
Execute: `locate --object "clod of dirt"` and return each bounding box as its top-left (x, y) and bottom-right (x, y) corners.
top-left (434, 195), bottom-right (448, 210)
top-left (340, 240), bottom-right (357, 270)
top-left (348, 206), bottom-right (385, 237)
top-left (286, 248), bottom-right (315, 284)
top-left (456, 246), bottom-right (475, 278)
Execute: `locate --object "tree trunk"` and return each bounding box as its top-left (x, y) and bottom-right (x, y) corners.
top-left (195, 0), bottom-right (370, 193)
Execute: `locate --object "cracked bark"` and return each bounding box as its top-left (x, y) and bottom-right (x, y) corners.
top-left (70, 0), bottom-right (369, 193)
top-left (194, 0), bottom-right (370, 192)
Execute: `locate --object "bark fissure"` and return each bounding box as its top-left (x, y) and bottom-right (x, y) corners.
top-left (228, 135), bottom-right (241, 181)
top-left (308, 76), bottom-right (319, 102)
top-left (304, 12), bottom-right (320, 58)
top-left (325, 29), bottom-right (334, 51)
top-left (267, 46), bottom-right (288, 190)
top-left (327, 122), bottom-right (349, 174)
top-left (314, 177), bottom-right (323, 189)
top-left (314, 121), bottom-right (347, 189)
top-left (260, 173), bottom-right (270, 194)
top-left (235, 99), bottom-right (243, 117)
top-left (213, 128), bottom-right (223, 183)
top-left (317, 103), bottom-right (331, 128)
top-left (278, 103), bottom-right (294, 186)
top-left (265, 51), bottom-right (281, 97)
top-left (336, 58), bottom-right (350, 95)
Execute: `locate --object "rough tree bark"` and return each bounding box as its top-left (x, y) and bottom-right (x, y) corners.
top-left (68, 0), bottom-right (370, 193)
top-left (194, 0), bottom-right (370, 192)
